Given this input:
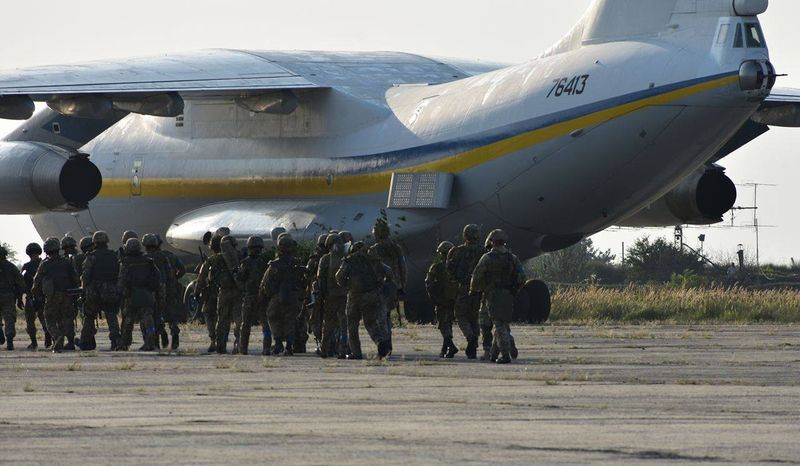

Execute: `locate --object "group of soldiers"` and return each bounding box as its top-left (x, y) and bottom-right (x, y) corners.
top-left (0, 220), bottom-right (526, 363)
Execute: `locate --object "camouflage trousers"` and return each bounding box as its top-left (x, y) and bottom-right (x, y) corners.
top-left (24, 297), bottom-right (48, 342)
top-left (43, 292), bottom-right (74, 349)
top-left (492, 316), bottom-right (513, 356)
top-left (84, 294), bottom-right (121, 348)
top-left (346, 290), bottom-right (388, 359)
top-left (240, 295), bottom-right (268, 353)
top-left (203, 287), bottom-right (219, 342)
top-left (215, 288), bottom-right (242, 350)
top-left (293, 305), bottom-right (310, 349)
top-left (0, 294), bottom-right (17, 340)
top-left (435, 300), bottom-right (455, 340)
top-left (321, 294), bottom-right (347, 356)
top-left (454, 293), bottom-right (481, 342)
top-left (266, 298), bottom-right (301, 345)
top-left (121, 306), bottom-right (154, 348)
top-left (159, 297), bottom-right (181, 336)
top-left (478, 299), bottom-right (494, 351)
top-left (309, 298), bottom-right (323, 342)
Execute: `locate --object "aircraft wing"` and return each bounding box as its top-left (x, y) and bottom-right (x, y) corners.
top-left (751, 87), bottom-right (800, 127)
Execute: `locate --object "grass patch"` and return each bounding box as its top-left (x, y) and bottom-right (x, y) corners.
top-left (66, 362), bottom-right (82, 371)
top-left (550, 286), bottom-right (800, 324)
top-left (23, 383), bottom-right (35, 393)
top-left (115, 361), bottom-right (136, 371)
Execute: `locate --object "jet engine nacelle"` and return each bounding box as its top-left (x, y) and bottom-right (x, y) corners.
top-left (617, 167), bottom-right (737, 228)
top-left (0, 141), bottom-right (102, 214)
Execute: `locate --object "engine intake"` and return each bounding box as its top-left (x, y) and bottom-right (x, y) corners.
top-left (618, 167), bottom-right (737, 228)
top-left (0, 141), bottom-right (102, 214)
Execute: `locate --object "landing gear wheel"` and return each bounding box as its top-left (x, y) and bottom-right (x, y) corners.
top-left (513, 280), bottom-right (551, 324)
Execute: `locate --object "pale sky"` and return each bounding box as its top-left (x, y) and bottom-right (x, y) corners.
top-left (0, 0), bottom-right (798, 265)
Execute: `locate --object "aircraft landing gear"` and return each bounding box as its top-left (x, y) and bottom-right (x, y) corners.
top-left (513, 280), bottom-right (551, 324)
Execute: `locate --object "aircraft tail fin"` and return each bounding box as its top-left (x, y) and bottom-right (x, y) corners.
top-left (541, 0), bottom-right (768, 58)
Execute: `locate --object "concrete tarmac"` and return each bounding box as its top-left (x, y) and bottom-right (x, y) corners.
top-left (1, 324), bottom-right (798, 465)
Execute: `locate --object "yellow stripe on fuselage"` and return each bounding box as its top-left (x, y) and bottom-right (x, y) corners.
top-left (98, 74), bottom-right (739, 199)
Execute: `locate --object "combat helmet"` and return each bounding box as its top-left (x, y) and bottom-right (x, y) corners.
top-left (214, 227), bottom-right (231, 238)
top-left (325, 232), bottom-right (343, 250)
top-left (487, 229), bottom-right (509, 244)
top-left (277, 233), bottom-right (294, 253)
top-left (373, 220), bottom-right (390, 240)
top-left (25, 243), bottom-right (43, 256)
top-left (0, 246), bottom-right (6, 259)
top-left (317, 234), bottom-right (329, 249)
top-left (271, 227), bottom-right (286, 243)
top-left (339, 231), bottom-right (353, 244)
top-left (79, 236), bottom-right (93, 252)
top-left (124, 238), bottom-right (142, 255)
top-left (121, 230), bottom-right (138, 244)
top-left (247, 236), bottom-right (265, 249)
top-left (221, 235), bottom-right (238, 249)
top-left (92, 231), bottom-right (109, 246)
top-left (43, 237), bottom-right (61, 254)
top-left (437, 241), bottom-right (455, 256)
top-left (61, 236), bottom-right (77, 252)
top-left (463, 224), bottom-right (480, 242)
top-left (141, 234), bottom-right (159, 249)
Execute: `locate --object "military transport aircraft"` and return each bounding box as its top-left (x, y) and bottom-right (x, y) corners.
top-left (0, 0), bottom-right (795, 319)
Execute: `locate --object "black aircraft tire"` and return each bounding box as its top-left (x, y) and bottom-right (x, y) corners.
top-left (513, 280), bottom-right (551, 324)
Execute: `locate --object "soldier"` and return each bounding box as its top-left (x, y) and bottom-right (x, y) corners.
top-left (447, 224), bottom-right (484, 359)
top-left (339, 231), bottom-right (354, 255)
top-left (81, 231), bottom-right (122, 351)
top-left (195, 234), bottom-right (222, 352)
top-left (142, 234), bottom-right (172, 349)
top-left (368, 219), bottom-right (407, 351)
top-left (236, 236), bottom-right (271, 355)
top-left (32, 238), bottom-right (80, 353)
top-left (156, 235), bottom-right (185, 350)
top-left (21, 243), bottom-right (50, 350)
top-left (117, 231), bottom-right (138, 261)
top-left (425, 241), bottom-right (459, 358)
top-left (336, 241), bottom-right (391, 360)
top-left (60, 236), bottom-right (80, 351)
top-left (0, 245), bottom-right (25, 350)
top-left (259, 234), bottom-right (305, 356)
top-left (470, 229), bottom-right (525, 364)
top-left (305, 234), bottom-right (329, 355)
top-left (317, 233), bottom-right (349, 358)
top-left (208, 235), bottom-right (241, 354)
top-left (117, 238), bottom-right (161, 351)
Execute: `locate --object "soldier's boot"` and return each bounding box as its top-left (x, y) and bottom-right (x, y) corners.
top-left (496, 351), bottom-right (512, 364)
top-left (27, 337), bottom-right (38, 350)
top-left (216, 337), bottom-right (228, 355)
top-left (490, 342), bottom-right (500, 363)
top-left (465, 337), bottom-right (478, 359)
top-left (64, 336), bottom-right (76, 351)
top-left (439, 341), bottom-right (448, 358)
top-left (262, 331), bottom-right (272, 356)
top-left (510, 335), bottom-right (518, 360)
top-left (0, 331), bottom-right (5, 345)
top-left (159, 329), bottom-right (169, 349)
top-left (445, 338), bottom-right (459, 359)
top-left (377, 340), bottom-right (391, 360)
top-left (480, 349), bottom-right (491, 361)
top-left (6, 336), bottom-right (14, 351)
top-left (272, 341), bottom-right (284, 356)
top-left (140, 332), bottom-right (156, 352)
top-left (239, 335), bottom-right (249, 356)
top-left (171, 331), bottom-right (180, 351)
top-left (52, 337), bottom-right (64, 353)
top-left (293, 341), bottom-right (306, 354)
top-left (44, 332), bottom-right (52, 349)
top-left (284, 339), bottom-right (294, 357)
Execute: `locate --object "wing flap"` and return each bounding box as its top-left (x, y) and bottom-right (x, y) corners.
top-left (752, 87), bottom-right (800, 127)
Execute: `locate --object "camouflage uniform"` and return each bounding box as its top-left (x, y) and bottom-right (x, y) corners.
top-left (369, 220), bottom-right (406, 346)
top-left (21, 244), bottom-right (49, 349)
top-left (446, 225), bottom-right (484, 359)
top-left (318, 234), bottom-right (348, 358)
top-left (260, 235), bottom-right (305, 355)
top-left (425, 242), bottom-right (458, 358)
top-left (61, 237), bottom-right (80, 350)
top-left (161, 242), bottom-right (186, 349)
top-left (236, 237), bottom-right (271, 355)
top-left (0, 249), bottom-right (25, 350)
top-left (81, 232), bottom-right (122, 351)
top-left (300, 235), bottom-right (328, 354)
top-left (208, 236), bottom-right (242, 354)
top-left (336, 242), bottom-right (391, 360)
top-left (195, 254), bottom-right (219, 351)
top-left (470, 230), bottom-right (525, 364)
top-left (118, 238), bottom-right (161, 351)
top-left (32, 238), bottom-right (80, 353)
